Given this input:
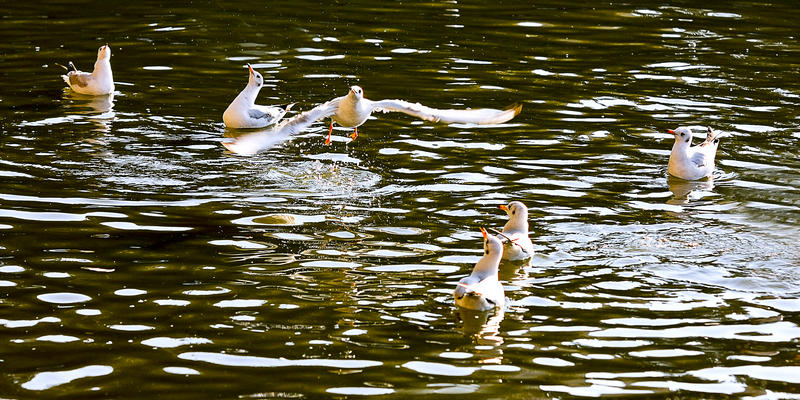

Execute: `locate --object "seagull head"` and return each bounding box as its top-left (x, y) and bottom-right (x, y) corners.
top-left (349, 85), bottom-right (364, 100)
top-left (97, 44), bottom-right (111, 60)
top-left (500, 201), bottom-right (528, 221)
top-left (668, 127), bottom-right (693, 146)
top-left (247, 64), bottom-right (264, 88)
top-left (499, 201), bottom-right (529, 233)
top-left (480, 227), bottom-right (503, 258)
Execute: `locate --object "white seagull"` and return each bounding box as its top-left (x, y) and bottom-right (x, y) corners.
top-left (667, 126), bottom-right (727, 180)
top-left (223, 85), bottom-right (522, 155)
top-left (223, 64), bottom-right (294, 129)
top-left (453, 228), bottom-right (505, 311)
top-left (61, 44), bottom-right (114, 96)
top-left (496, 201), bottom-right (535, 261)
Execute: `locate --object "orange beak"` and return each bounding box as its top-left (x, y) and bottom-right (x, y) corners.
top-left (667, 129), bottom-right (676, 136)
top-left (247, 64), bottom-right (254, 74)
top-left (499, 205), bottom-right (508, 211)
top-left (480, 227), bottom-right (488, 239)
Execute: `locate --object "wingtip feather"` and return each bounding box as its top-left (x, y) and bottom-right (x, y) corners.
top-left (221, 140), bottom-right (254, 156)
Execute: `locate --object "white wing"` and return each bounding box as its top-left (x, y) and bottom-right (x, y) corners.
top-left (689, 149), bottom-right (707, 168)
top-left (369, 99), bottom-right (522, 125)
top-left (223, 98), bottom-right (341, 155)
top-left (247, 107), bottom-right (280, 122)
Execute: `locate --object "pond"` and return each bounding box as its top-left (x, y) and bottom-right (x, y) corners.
top-left (1, 1), bottom-right (799, 398)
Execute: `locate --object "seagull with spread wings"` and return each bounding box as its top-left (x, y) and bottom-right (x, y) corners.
top-left (223, 85), bottom-right (522, 155)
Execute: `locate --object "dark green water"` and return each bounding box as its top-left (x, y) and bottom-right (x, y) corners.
top-left (2, 1), bottom-right (799, 398)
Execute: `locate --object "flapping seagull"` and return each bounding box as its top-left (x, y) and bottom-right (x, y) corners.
top-left (223, 85), bottom-right (522, 155)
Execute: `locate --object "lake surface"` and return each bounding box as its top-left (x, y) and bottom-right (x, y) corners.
top-left (2, 1), bottom-right (799, 398)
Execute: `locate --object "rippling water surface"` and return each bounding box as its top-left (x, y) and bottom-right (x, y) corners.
top-left (2, 1), bottom-right (799, 398)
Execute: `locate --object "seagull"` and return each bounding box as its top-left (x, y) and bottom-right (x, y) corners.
top-left (223, 64), bottom-right (294, 129)
top-left (496, 201), bottom-right (535, 261)
top-left (322, 86), bottom-right (522, 145)
top-left (223, 85), bottom-right (522, 155)
top-left (453, 228), bottom-right (505, 311)
top-left (667, 126), bottom-right (727, 180)
top-left (60, 44), bottom-right (114, 96)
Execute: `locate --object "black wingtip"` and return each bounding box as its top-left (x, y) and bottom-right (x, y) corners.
top-left (67, 61), bottom-right (77, 73)
top-left (507, 102), bottom-right (523, 116)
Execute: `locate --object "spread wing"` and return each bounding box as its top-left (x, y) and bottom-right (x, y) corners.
top-left (370, 99), bottom-right (522, 125)
top-left (700, 127), bottom-right (727, 148)
top-left (223, 98), bottom-right (340, 155)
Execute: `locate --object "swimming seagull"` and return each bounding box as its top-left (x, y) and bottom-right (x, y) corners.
top-left (453, 228), bottom-right (505, 311)
top-left (223, 85), bottom-right (522, 155)
top-left (496, 201), bottom-right (535, 261)
top-left (667, 126), bottom-right (728, 180)
top-left (60, 44), bottom-right (114, 96)
top-left (223, 64), bottom-right (294, 129)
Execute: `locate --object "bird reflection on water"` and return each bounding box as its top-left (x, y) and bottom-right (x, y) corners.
top-left (456, 307), bottom-right (505, 348)
top-left (62, 92), bottom-right (115, 133)
top-left (667, 175), bottom-right (716, 205)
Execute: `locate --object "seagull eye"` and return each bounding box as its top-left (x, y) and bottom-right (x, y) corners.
top-left (680, 133), bottom-right (685, 137)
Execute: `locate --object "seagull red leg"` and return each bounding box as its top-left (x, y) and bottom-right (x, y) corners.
top-left (349, 127), bottom-right (358, 141)
top-left (325, 122), bottom-right (333, 145)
